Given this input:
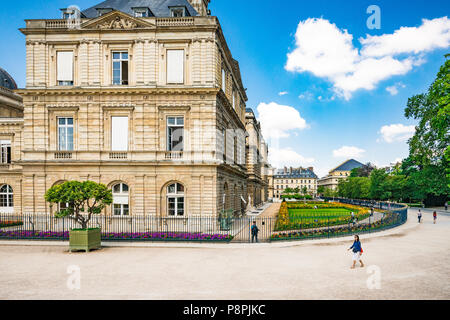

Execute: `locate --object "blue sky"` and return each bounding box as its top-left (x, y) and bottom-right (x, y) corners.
top-left (0, 0), bottom-right (449, 177)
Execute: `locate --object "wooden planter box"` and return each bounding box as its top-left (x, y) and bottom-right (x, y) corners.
top-left (69, 228), bottom-right (101, 253)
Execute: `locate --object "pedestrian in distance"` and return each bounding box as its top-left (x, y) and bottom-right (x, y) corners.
top-left (251, 221), bottom-right (259, 243)
top-left (433, 211), bottom-right (437, 224)
top-left (418, 210), bottom-right (422, 223)
top-left (348, 235), bottom-right (364, 269)
top-left (445, 201), bottom-right (448, 211)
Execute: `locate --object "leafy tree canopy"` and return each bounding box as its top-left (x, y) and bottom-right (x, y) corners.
top-left (45, 181), bottom-right (113, 229)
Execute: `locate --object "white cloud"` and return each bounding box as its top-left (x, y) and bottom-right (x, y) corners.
top-left (269, 147), bottom-right (315, 168)
top-left (278, 91), bottom-right (289, 96)
top-left (379, 124), bottom-right (415, 143)
top-left (285, 17), bottom-right (450, 99)
top-left (256, 102), bottom-right (308, 139)
top-left (386, 82), bottom-right (406, 95)
top-left (360, 17), bottom-right (450, 57)
top-left (332, 146), bottom-right (366, 158)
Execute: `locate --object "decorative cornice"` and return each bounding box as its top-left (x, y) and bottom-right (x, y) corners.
top-left (47, 106), bottom-right (80, 112)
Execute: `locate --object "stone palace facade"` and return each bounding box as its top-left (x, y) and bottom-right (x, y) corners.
top-left (0, 0), bottom-right (270, 217)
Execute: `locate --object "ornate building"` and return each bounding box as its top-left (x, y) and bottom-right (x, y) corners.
top-left (317, 159), bottom-right (363, 191)
top-left (272, 167), bottom-right (318, 199)
top-left (0, 0), bottom-right (269, 216)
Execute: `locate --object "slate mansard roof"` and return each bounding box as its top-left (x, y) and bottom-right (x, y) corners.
top-left (331, 159), bottom-right (364, 172)
top-left (82, 0), bottom-right (199, 18)
top-left (0, 67), bottom-right (18, 90)
top-left (274, 169), bottom-right (318, 180)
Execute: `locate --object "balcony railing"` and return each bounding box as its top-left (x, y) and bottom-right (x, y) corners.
top-left (54, 152), bottom-right (73, 159)
top-left (30, 151), bottom-right (220, 163)
top-left (109, 152), bottom-right (128, 160)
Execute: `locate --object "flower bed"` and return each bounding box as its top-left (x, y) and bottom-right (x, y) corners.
top-left (275, 202), bottom-right (370, 231)
top-left (0, 230), bottom-right (233, 242)
top-left (0, 220), bottom-right (24, 228)
top-left (272, 212), bottom-right (398, 241)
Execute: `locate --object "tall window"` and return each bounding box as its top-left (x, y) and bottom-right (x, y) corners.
top-left (222, 69), bottom-right (226, 93)
top-left (233, 136), bottom-right (238, 163)
top-left (112, 183), bottom-right (129, 216)
top-left (111, 116), bottom-right (129, 151)
top-left (0, 185), bottom-right (13, 209)
top-left (232, 90), bottom-right (236, 109)
top-left (166, 50), bottom-right (184, 84)
top-left (58, 117), bottom-right (74, 151)
top-left (57, 51), bottom-right (74, 86)
top-left (167, 183), bottom-right (184, 217)
top-left (167, 117), bottom-right (184, 151)
top-left (112, 52), bottom-right (129, 85)
top-left (0, 140), bottom-right (11, 164)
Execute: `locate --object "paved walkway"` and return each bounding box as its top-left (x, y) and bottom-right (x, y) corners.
top-left (0, 207), bottom-right (449, 300)
top-left (232, 202), bottom-right (280, 243)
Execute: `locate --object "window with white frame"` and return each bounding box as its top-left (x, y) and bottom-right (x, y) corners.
top-left (167, 183), bottom-right (184, 217)
top-left (133, 7), bottom-right (150, 17)
top-left (58, 117), bottom-right (74, 151)
top-left (112, 183), bottom-right (129, 216)
top-left (0, 140), bottom-right (11, 164)
top-left (112, 52), bottom-right (129, 85)
top-left (233, 136), bottom-right (237, 163)
top-left (222, 68), bottom-right (226, 93)
top-left (57, 51), bottom-right (74, 86)
top-left (166, 49), bottom-right (184, 84)
top-left (167, 117), bottom-right (184, 152)
top-left (0, 184), bottom-right (13, 209)
top-left (170, 7), bottom-right (186, 17)
top-left (232, 90), bottom-right (236, 109)
top-left (111, 116), bottom-right (129, 151)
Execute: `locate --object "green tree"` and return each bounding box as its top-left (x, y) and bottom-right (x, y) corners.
top-left (369, 169), bottom-right (387, 200)
top-left (403, 54), bottom-right (450, 203)
top-left (45, 181), bottom-right (113, 229)
top-left (317, 185), bottom-right (325, 195)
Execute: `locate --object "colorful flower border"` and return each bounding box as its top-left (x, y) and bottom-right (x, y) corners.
top-left (0, 230), bottom-right (234, 242)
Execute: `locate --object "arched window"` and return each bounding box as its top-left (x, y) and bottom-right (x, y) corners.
top-left (167, 183), bottom-right (184, 217)
top-left (0, 184), bottom-right (13, 209)
top-left (112, 183), bottom-right (129, 216)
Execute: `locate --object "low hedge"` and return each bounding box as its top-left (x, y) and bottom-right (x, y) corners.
top-left (272, 212), bottom-right (399, 240)
top-left (0, 220), bottom-right (24, 228)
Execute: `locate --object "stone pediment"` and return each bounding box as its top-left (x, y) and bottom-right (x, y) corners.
top-left (81, 11), bottom-right (155, 30)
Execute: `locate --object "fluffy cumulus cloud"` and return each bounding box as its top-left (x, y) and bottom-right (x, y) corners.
top-left (332, 146), bottom-right (366, 158)
top-left (379, 124), bottom-right (416, 143)
top-left (256, 102), bottom-right (308, 139)
top-left (286, 17), bottom-right (450, 99)
top-left (386, 82), bottom-right (406, 96)
top-left (269, 147), bottom-right (315, 168)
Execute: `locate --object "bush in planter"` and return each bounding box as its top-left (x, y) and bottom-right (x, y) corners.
top-left (45, 181), bottom-right (112, 252)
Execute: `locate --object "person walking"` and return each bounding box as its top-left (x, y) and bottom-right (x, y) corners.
top-left (445, 202), bottom-right (448, 211)
top-left (348, 235), bottom-right (364, 269)
top-left (251, 221), bottom-right (259, 243)
top-left (433, 211), bottom-right (437, 224)
top-left (418, 210), bottom-right (422, 223)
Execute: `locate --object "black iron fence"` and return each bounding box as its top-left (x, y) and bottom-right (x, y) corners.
top-left (0, 213), bottom-right (276, 243)
top-left (0, 199), bottom-right (408, 243)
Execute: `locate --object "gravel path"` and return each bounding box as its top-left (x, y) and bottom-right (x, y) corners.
top-left (0, 208), bottom-right (449, 300)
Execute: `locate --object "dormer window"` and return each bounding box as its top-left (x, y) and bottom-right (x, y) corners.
top-left (96, 8), bottom-right (113, 17)
top-left (132, 7), bottom-right (151, 17)
top-left (60, 7), bottom-right (80, 19)
top-left (170, 7), bottom-right (187, 17)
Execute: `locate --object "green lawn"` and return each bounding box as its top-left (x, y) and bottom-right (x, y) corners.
top-left (289, 208), bottom-right (355, 219)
